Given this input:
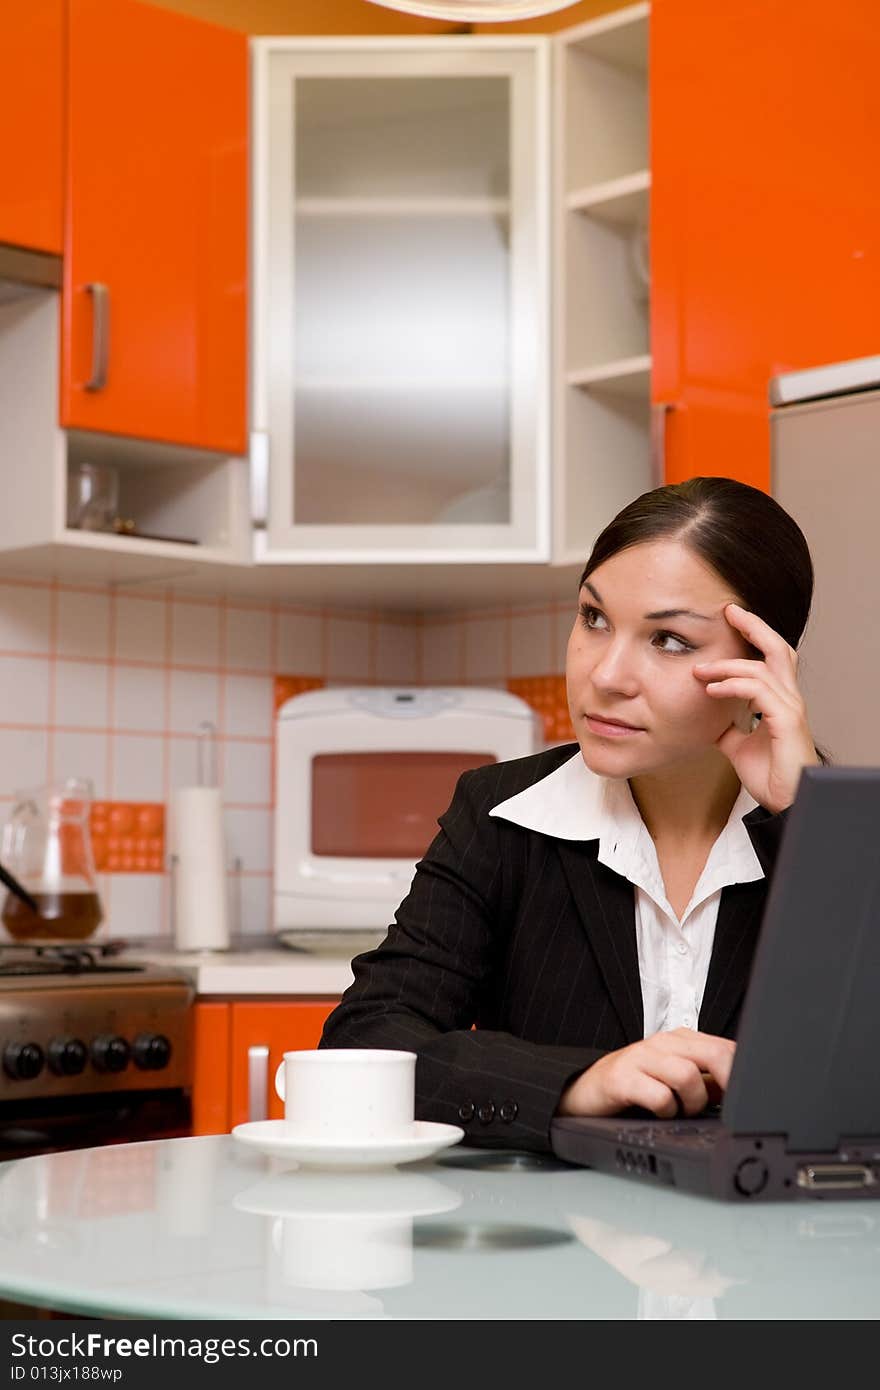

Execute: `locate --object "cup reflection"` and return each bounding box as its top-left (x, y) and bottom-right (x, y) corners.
top-left (234, 1169), bottom-right (461, 1296)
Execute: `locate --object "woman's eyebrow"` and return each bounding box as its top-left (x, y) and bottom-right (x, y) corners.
top-left (582, 580), bottom-right (714, 622)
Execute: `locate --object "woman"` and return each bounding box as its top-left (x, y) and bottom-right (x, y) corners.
top-left (319, 477), bottom-right (825, 1152)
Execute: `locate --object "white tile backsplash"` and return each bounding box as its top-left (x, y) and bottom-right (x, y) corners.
top-left (168, 736), bottom-right (201, 791)
top-left (464, 616), bottom-right (505, 682)
top-left (53, 730), bottom-right (109, 799)
top-left (112, 664), bottom-right (166, 732)
top-left (169, 669), bottom-right (220, 735)
top-left (55, 659), bottom-right (109, 729)
top-left (236, 874), bottom-right (272, 937)
top-left (114, 596), bottom-right (167, 663)
top-left (510, 609), bottom-right (554, 678)
top-left (326, 617), bottom-right (371, 680)
top-left (277, 611), bottom-right (323, 674)
top-left (171, 600), bottom-right (220, 669)
top-left (224, 808), bottom-right (272, 873)
top-left (374, 621), bottom-right (418, 684)
top-left (0, 655), bottom-right (50, 725)
top-left (106, 873), bottom-right (165, 939)
top-left (224, 606), bottom-right (273, 672)
top-left (56, 590), bottom-right (110, 660)
top-left (111, 734), bottom-right (165, 802)
top-left (224, 674), bottom-right (273, 738)
top-left (222, 739), bottom-right (272, 805)
top-left (0, 584), bottom-right (51, 653)
top-left (419, 622), bottom-right (462, 684)
top-left (0, 728), bottom-right (49, 798)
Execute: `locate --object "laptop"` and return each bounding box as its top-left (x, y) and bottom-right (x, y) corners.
top-left (550, 767), bottom-right (880, 1201)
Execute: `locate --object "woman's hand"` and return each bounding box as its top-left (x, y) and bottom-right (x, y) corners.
top-left (693, 603), bottom-right (819, 813)
top-left (555, 1028), bottom-right (735, 1119)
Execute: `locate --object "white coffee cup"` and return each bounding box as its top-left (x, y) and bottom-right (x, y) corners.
top-left (273, 1049), bottom-right (417, 1142)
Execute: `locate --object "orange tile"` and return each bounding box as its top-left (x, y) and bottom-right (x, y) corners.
top-left (507, 675), bottom-right (572, 743)
top-left (273, 674), bottom-right (324, 714)
top-left (90, 801), bottom-right (165, 873)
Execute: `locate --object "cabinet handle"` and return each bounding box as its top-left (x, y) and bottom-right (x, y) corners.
top-left (247, 1044), bottom-right (270, 1121)
top-left (84, 282), bottom-right (110, 392)
top-left (651, 402), bottom-right (674, 487)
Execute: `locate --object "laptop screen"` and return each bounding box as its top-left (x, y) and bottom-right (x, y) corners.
top-left (721, 767), bottom-right (880, 1151)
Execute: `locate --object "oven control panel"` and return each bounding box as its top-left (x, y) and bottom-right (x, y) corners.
top-left (0, 979), bottom-right (193, 1100)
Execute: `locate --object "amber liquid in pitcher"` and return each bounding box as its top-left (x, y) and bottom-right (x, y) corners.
top-left (1, 891), bottom-right (104, 941)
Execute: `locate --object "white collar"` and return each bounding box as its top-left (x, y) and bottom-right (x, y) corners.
top-left (489, 751), bottom-right (765, 896)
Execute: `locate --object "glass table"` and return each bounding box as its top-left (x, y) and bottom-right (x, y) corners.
top-left (1, 1136), bottom-right (878, 1320)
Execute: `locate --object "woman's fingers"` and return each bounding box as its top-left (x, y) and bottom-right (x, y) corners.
top-left (718, 603), bottom-right (798, 678)
top-left (557, 1030), bottom-right (736, 1119)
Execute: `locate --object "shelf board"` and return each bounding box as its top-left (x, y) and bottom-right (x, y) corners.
top-left (59, 528), bottom-right (240, 565)
top-left (296, 196), bottom-right (510, 218)
top-left (566, 355), bottom-right (651, 397)
top-left (562, 2), bottom-right (649, 73)
top-left (566, 171), bottom-right (650, 226)
top-left (295, 376), bottom-right (507, 393)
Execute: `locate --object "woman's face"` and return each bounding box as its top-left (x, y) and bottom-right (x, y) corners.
top-left (566, 539), bottom-right (753, 779)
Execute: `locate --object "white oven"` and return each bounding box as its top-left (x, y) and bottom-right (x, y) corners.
top-left (273, 686), bottom-right (539, 944)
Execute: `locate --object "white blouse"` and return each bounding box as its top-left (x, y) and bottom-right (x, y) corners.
top-left (489, 751), bottom-right (765, 1037)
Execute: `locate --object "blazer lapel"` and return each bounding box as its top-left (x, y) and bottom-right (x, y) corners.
top-left (699, 880), bottom-right (767, 1036)
top-left (700, 806), bottom-right (790, 1035)
top-left (555, 841), bottom-right (644, 1044)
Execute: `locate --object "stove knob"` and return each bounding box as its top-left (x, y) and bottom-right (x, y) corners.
top-left (132, 1033), bottom-right (172, 1071)
top-left (3, 1042), bottom-right (45, 1081)
top-left (91, 1035), bottom-right (130, 1074)
top-left (48, 1037), bottom-right (88, 1077)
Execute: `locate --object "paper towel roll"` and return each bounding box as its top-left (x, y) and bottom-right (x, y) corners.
top-left (170, 786), bottom-right (230, 951)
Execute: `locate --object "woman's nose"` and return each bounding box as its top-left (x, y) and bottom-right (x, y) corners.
top-left (590, 644), bottom-right (640, 695)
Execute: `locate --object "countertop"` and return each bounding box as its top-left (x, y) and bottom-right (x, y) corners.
top-left (127, 944), bottom-right (355, 998)
top-left (1, 1135), bottom-right (878, 1320)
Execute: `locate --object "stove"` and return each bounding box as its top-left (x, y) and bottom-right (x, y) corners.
top-left (0, 942), bottom-right (194, 1158)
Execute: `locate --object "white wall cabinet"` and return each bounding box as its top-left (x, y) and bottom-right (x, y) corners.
top-left (251, 38), bottom-right (551, 564)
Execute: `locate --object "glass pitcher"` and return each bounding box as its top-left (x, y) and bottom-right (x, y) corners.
top-left (0, 779), bottom-right (104, 940)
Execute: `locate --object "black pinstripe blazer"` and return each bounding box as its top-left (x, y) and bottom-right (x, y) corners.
top-left (318, 743), bottom-right (790, 1152)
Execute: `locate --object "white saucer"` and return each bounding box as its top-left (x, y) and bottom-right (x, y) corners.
top-left (230, 1119), bottom-right (464, 1169)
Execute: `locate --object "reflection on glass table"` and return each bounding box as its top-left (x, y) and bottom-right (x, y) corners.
top-left (0, 1139), bottom-right (879, 1320)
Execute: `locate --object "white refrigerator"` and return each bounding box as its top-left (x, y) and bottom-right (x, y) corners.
top-left (771, 354), bottom-right (880, 766)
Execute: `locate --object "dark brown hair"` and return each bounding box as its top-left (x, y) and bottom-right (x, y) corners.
top-left (578, 476), bottom-right (831, 763)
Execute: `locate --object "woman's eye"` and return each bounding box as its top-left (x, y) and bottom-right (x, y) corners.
top-left (653, 631), bottom-right (695, 655)
top-left (579, 604), bottom-right (606, 630)
top-left (579, 604), bottom-right (694, 654)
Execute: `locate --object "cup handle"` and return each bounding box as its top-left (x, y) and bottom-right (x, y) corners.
top-left (274, 1059), bottom-right (286, 1102)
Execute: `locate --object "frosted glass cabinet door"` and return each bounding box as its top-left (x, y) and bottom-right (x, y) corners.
top-left (251, 39), bottom-right (549, 562)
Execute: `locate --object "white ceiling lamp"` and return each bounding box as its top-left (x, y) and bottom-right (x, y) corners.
top-left (364, 0), bottom-right (581, 20)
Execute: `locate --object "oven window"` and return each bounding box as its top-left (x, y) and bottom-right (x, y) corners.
top-left (311, 751), bottom-right (495, 858)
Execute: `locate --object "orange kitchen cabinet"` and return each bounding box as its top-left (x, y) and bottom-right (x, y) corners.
top-left (651, 0), bottom-right (880, 490)
top-left (192, 999), bottom-right (339, 1134)
top-left (61, 0), bottom-right (247, 453)
top-left (0, 1), bottom-right (64, 254)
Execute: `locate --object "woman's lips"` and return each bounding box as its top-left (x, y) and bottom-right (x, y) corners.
top-left (584, 714), bottom-right (644, 738)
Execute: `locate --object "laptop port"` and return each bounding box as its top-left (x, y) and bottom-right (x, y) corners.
top-left (796, 1164), bottom-right (876, 1191)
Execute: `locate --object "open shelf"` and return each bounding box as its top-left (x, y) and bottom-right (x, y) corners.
top-left (566, 170), bottom-right (649, 226)
top-left (561, 4), bottom-right (649, 194)
top-left (296, 196), bottom-right (510, 218)
top-left (566, 355), bottom-right (651, 397)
